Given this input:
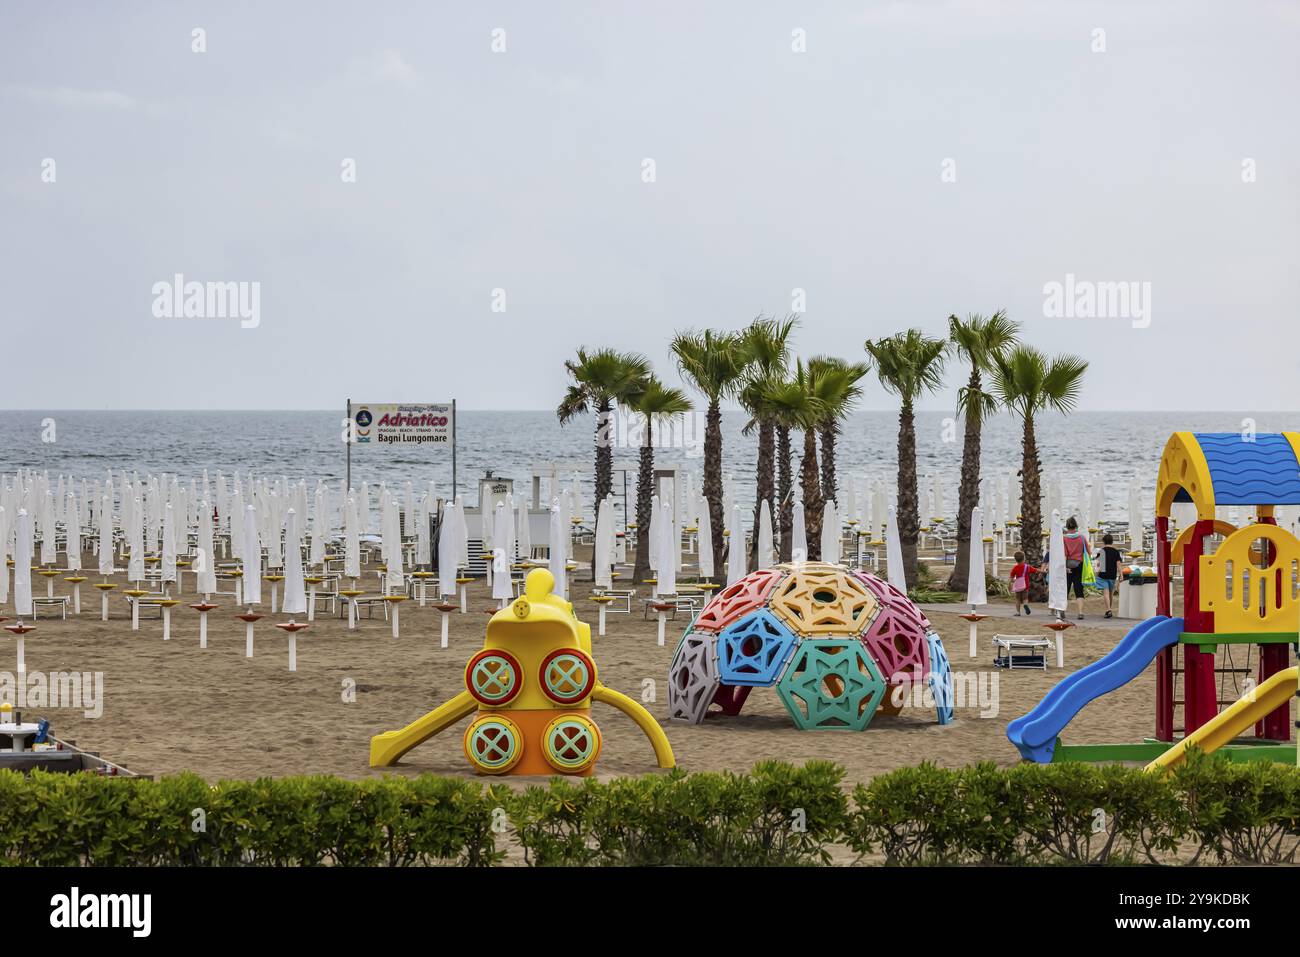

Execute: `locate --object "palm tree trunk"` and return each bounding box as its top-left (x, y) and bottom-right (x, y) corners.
top-left (819, 425), bottom-right (837, 504)
top-left (896, 398), bottom-right (920, 584)
top-left (750, 420), bottom-right (774, 570)
top-left (777, 425), bottom-right (793, 562)
top-left (801, 428), bottom-right (823, 560)
top-left (703, 400), bottom-right (725, 580)
top-left (946, 367), bottom-right (982, 593)
top-left (632, 425), bottom-right (654, 582)
top-left (592, 398), bottom-right (613, 582)
top-left (1019, 412), bottom-right (1047, 602)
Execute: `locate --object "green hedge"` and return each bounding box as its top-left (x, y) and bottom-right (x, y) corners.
top-left (3, 754), bottom-right (1299, 866)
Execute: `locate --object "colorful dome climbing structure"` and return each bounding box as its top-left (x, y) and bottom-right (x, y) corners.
top-left (668, 562), bottom-right (954, 730)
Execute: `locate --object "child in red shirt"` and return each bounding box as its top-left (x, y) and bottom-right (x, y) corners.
top-left (1009, 551), bottom-right (1040, 615)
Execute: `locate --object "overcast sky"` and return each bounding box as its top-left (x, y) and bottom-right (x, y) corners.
top-left (2, 1), bottom-right (1297, 412)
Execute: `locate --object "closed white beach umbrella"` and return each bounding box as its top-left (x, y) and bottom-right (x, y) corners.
top-left (229, 489), bottom-right (245, 562)
top-left (885, 504), bottom-right (907, 594)
top-left (492, 501), bottom-right (515, 602)
top-left (383, 496), bottom-right (403, 592)
top-left (14, 509), bottom-right (33, 616)
top-left (843, 477), bottom-right (859, 526)
top-left (696, 493), bottom-right (714, 580)
top-left (198, 501), bottom-right (217, 595)
top-left (480, 491), bottom-right (495, 553)
top-left (65, 489), bottom-right (81, 571)
top-left (593, 496), bottom-right (614, 589)
top-left (1128, 478), bottom-right (1143, 549)
top-left (127, 497), bottom-right (145, 582)
top-left (657, 500), bottom-right (677, 595)
top-left (282, 508), bottom-right (307, 615)
top-left (344, 496), bottom-right (361, 580)
top-left (967, 506), bottom-right (987, 606)
top-left (243, 503), bottom-right (262, 606)
top-left (0, 506), bottom-right (9, 605)
top-left (820, 500), bottom-right (840, 565)
top-left (549, 503), bottom-right (567, 597)
top-left (416, 491), bottom-right (432, 566)
top-left (1048, 509), bottom-right (1067, 614)
top-left (791, 501), bottom-right (807, 562)
top-left (161, 502), bottom-right (177, 584)
top-left (39, 491), bottom-right (56, 566)
top-left (98, 493), bottom-right (114, 577)
top-left (727, 503), bottom-right (746, 583)
top-left (309, 486), bottom-right (326, 567)
top-left (1090, 475), bottom-right (1105, 528)
top-left (516, 498), bottom-right (532, 563)
top-left (757, 499), bottom-right (774, 570)
top-left (648, 495), bottom-right (661, 572)
top-left (438, 500), bottom-right (459, 597)
top-left (453, 496), bottom-right (470, 568)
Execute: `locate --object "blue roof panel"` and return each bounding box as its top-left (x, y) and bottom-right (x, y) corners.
top-left (1193, 432), bottom-right (1300, 506)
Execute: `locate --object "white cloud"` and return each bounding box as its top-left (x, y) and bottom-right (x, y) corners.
top-left (6, 84), bottom-right (138, 110)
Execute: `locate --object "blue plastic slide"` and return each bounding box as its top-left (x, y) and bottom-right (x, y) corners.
top-left (1006, 615), bottom-right (1183, 762)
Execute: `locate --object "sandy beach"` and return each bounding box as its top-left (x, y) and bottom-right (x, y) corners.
top-left (9, 554), bottom-right (1248, 786)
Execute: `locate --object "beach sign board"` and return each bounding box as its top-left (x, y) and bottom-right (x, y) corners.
top-left (350, 402), bottom-right (452, 448)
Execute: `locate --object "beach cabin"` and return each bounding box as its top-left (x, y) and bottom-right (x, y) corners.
top-left (1153, 431), bottom-right (1300, 742)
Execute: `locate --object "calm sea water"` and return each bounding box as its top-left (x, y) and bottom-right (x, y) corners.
top-left (1, 410), bottom-right (1294, 524)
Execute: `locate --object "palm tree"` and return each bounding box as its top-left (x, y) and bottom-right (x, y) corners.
top-left (738, 316), bottom-right (798, 567)
top-left (864, 330), bottom-right (949, 584)
top-left (557, 348), bottom-right (651, 578)
top-left (762, 374), bottom-right (817, 562)
top-left (807, 356), bottom-right (870, 505)
top-left (991, 346), bottom-right (1089, 602)
top-left (794, 362), bottom-right (827, 559)
top-left (945, 311), bottom-right (1020, 593)
top-left (628, 379), bottom-right (693, 582)
top-left (671, 329), bottom-right (747, 577)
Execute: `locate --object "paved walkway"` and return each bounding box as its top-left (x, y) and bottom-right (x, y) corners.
top-left (917, 602), bottom-right (1137, 632)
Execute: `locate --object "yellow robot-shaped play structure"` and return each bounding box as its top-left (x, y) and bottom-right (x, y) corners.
top-left (369, 567), bottom-right (675, 775)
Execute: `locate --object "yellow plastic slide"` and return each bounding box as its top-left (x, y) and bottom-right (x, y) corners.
top-left (1145, 666), bottom-right (1298, 772)
top-left (369, 691), bottom-right (476, 768)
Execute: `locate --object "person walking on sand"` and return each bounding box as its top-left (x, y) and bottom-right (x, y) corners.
top-left (1009, 550), bottom-right (1040, 616)
top-left (1063, 516), bottom-right (1091, 620)
top-left (1094, 532), bottom-right (1122, 619)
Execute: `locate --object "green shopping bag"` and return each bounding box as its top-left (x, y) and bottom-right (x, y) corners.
top-left (1081, 548), bottom-right (1097, 587)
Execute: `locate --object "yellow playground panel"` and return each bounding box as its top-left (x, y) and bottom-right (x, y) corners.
top-left (369, 567), bottom-right (675, 775)
top-left (1199, 522), bottom-right (1300, 633)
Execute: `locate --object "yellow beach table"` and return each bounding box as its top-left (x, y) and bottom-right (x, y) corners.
top-left (123, 588), bottom-right (148, 631)
top-left (263, 574), bottom-right (284, 615)
top-left (382, 595), bottom-right (407, 639)
top-left (339, 589), bottom-right (364, 630)
top-left (38, 568), bottom-right (59, 598)
top-left (64, 576), bottom-right (86, 615)
top-left (94, 582), bottom-right (116, 621)
top-left (157, 599), bottom-right (180, 641)
top-left (303, 576), bottom-right (325, 621)
top-left (590, 594), bottom-right (614, 636)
